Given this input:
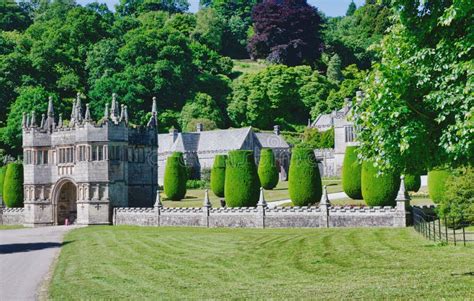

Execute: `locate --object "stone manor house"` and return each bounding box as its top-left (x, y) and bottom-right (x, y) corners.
top-left (20, 94), bottom-right (291, 226)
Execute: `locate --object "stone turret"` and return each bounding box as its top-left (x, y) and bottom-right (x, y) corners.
top-left (75, 94), bottom-right (83, 124)
top-left (70, 95), bottom-right (77, 127)
top-left (40, 114), bottom-right (45, 128)
top-left (84, 104), bottom-right (92, 122)
top-left (110, 93), bottom-right (120, 123)
top-left (22, 112), bottom-right (27, 128)
top-left (30, 111), bottom-right (37, 127)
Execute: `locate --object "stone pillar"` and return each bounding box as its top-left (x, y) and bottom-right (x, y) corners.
top-left (319, 185), bottom-right (330, 228)
top-left (154, 190), bottom-right (163, 227)
top-left (202, 189), bottom-right (211, 227)
top-left (395, 175), bottom-right (410, 227)
top-left (257, 187), bottom-right (267, 228)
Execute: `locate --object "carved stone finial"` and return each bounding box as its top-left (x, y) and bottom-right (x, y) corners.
top-left (154, 190), bottom-right (163, 208)
top-left (47, 96), bottom-right (54, 117)
top-left (104, 103), bottom-right (109, 120)
top-left (40, 113), bottom-right (45, 128)
top-left (70, 97), bottom-right (77, 127)
top-left (123, 105), bottom-right (129, 124)
top-left (76, 93), bottom-right (83, 123)
top-left (320, 185), bottom-right (330, 206)
top-left (30, 111), bottom-right (37, 127)
top-left (203, 189), bottom-right (212, 208)
top-left (147, 96), bottom-right (158, 128)
top-left (257, 187), bottom-right (267, 207)
top-left (120, 104), bottom-right (125, 122)
top-left (110, 93), bottom-right (119, 123)
top-left (26, 113), bottom-right (30, 128)
top-left (396, 175), bottom-right (410, 202)
top-left (58, 113), bottom-right (63, 128)
top-left (22, 112), bottom-right (27, 128)
top-left (84, 103), bottom-right (91, 122)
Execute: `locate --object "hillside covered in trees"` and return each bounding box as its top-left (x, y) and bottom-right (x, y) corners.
top-left (0, 0), bottom-right (471, 173)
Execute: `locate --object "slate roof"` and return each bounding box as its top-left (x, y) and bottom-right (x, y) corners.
top-left (255, 132), bottom-right (290, 148)
top-left (310, 105), bottom-right (351, 130)
top-left (158, 127), bottom-right (258, 154)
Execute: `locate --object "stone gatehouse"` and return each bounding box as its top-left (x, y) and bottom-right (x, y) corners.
top-left (22, 94), bottom-right (158, 226)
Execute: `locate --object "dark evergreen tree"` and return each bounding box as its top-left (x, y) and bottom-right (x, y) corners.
top-left (210, 154), bottom-right (227, 197)
top-left (164, 152), bottom-right (187, 201)
top-left (326, 54), bottom-right (343, 82)
top-left (3, 162), bottom-right (23, 207)
top-left (346, 1), bottom-right (356, 16)
top-left (361, 162), bottom-right (400, 206)
top-left (342, 146), bottom-right (362, 199)
top-left (289, 147), bottom-right (322, 206)
top-left (248, 0), bottom-right (323, 66)
top-left (225, 150), bottom-right (260, 207)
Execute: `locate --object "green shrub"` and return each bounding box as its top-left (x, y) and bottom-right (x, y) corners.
top-left (258, 149), bottom-right (279, 190)
top-left (436, 167), bottom-right (473, 225)
top-left (0, 166), bottom-right (6, 198)
top-left (289, 147), bottom-right (322, 206)
top-left (164, 152), bottom-right (187, 201)
top-left (186, 180), bottom-right (208, 189)
top-left (361, 162), bottom-right (400, 206)
top-left (428, 169), bottom-right (451, 203)
top-left (342, 146), bottom-right (362, 199)
top-left (404, 174), bottom-right (421, 192)
top-left (224, 150), bottom-right (260, 207)
top-left (3, 163), bottom-right (24, 207)
top-left (211, 155), bottom-right (227, 197)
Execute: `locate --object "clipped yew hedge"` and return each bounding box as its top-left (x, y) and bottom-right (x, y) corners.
top-left (428, 169), bottom-right (450, 203)
top-left (361, 162), bottom-right (400, 207)
top-left (258, 149), bottom-right (279, 190)
top-left (342, 146), bottom-right (362, 199)
top-left (0, 166), bottom-right (5, 199)
top-left (210, 155), bottom-right (227, 197)
top-left (289, 147), bottom-right (322, 206)
top-left (225, 150), bottom-right (260, 207)
top-left (404, 174), bottom-right (421, 192)
top-left (3, 163), bottom-right (24, 208)
top-left (164, 152), bottom-right (187, 201)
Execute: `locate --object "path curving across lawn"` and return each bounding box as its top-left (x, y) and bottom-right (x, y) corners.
top-left (49, 226), bottom-right (473, 300)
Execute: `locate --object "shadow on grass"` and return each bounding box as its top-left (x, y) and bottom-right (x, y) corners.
top-left (0, 241), bottom-right (73, 255)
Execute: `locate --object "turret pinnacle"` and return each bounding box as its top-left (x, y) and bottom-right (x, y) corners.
top-left (104, 103), bottom-right (109, 121)
top-left (84, 104), bottom-right (91, 122)
top-left (110, 93), bottom-right (119, 123)
top-left (58, 113), bottom-right (63, 128)
top-left (147, 97), bottom-right (158, 128)
top-left (76, 93), bottom-right (83, 123)
top-left (70, 95), bottom-right (77, 127)
top-left (30, 111), bottom-right (37, 127)
top-left (123, 105), bottom-right (129, 124)
top-left (47, 96), bottom-right (54, 117)
top-left (22, 112), bottom-right (27, 128)
top-left (40, 114), bottom-right (45, 128)
top-left (45, 96), bottom-right (55, 132)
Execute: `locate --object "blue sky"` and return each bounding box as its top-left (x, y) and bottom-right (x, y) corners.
top-left (76, 0), bottom-right (365, 17)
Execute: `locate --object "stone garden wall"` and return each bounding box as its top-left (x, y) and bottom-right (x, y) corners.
top-left (0, 208), bottom-right (25, 225)
top-left (113, 202), bottom-right (409, 228)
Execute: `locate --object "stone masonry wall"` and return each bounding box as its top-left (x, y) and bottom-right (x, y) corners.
top-left (0, 208), bottom-right (25, 225)
top-left (114, 203), bottom-right (409, 228)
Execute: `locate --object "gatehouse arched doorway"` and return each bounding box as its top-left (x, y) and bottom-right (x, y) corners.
top-left (53, 179), bottom-right (77, 225)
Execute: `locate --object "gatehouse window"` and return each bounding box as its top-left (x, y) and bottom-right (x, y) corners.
top-left (58, 147), bottom-right (74, 164)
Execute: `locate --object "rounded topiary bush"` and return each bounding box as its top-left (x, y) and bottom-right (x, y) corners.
top-left (289, 147), bottom-right (322, 206)
top-left (3, 163), bottom-right (24, 208)
top-left (428, 169), bottom-right (450, 203)
top-left (211, 155), bottom-right (227, 197)
top-left (361, 162), bottom-right (400, 207)
top-left (258, 149), bottom-right (279, 190)
top-left (404, 174), bottom-right (421, 192)
top-left (164, 152), bottom-right (187, 201)
top-left (342, 146), bottom-right (362, 199)
top-left (0, 166), bottom-right (6, 200)
top-left (225, 150), bottom-right (260, 207)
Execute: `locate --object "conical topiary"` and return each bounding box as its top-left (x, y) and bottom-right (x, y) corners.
top-left (289, 147), bottom-right (322, 206)
top-left (361, 162), bottom-right (400, 206)
top-left (428, 169), bottom-right (450, 203)
top-left (211, 155), bottom-right (227, 197)
top-left (0, 166), bottom-right (6, 200)
top-left (342, 146), bottom-right (362, 199)
top-left (164, 152), bottom-right (187, 201)
top-left (225, 150), bottom-right (260, 207)
top-left (258, 149), bottom-right (279, 190)
top-left (404, 174), bottom-right (421, 192)
top-left (3, 163), bottom-right (24, 208)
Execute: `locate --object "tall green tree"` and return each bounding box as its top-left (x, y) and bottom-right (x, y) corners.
top-left (346, 1), bottom-right (356, 16)
top-left (354, 0), bottom-right (474, 172)
top-left (0, 0), bottom-right (32, 31)
top-left (116, 0), bottom-right (189, 16)
top-left (326, 54), bottom-right (343, 83)
top-left (191, 8), bottom-right (224, 51)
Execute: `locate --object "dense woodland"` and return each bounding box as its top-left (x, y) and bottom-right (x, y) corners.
top-left (0, 0), bottom-right (472, 174)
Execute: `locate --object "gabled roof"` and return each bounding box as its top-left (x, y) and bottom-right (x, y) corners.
top-left (158, 127), bottom-right (254, 154)
top-left (255, 132), bottom-right (290, 148)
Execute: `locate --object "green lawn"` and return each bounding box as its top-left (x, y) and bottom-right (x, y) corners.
top-left (49, 226), bottom-right (473, 300)
top-left (0, 225), bottom-right (23, 230)
top-left (164, 179), bottom-right (342, 207)
top-left (231, 59), bottom-right (268, 78)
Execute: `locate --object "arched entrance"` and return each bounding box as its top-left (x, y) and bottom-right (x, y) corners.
top-left (54, 180), bottom-right (77, 225)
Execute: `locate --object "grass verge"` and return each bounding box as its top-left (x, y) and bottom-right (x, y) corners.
top-left (49, 226), bottom-right (473, 300)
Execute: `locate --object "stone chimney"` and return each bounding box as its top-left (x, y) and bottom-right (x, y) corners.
top-left (170, 127), bottom-right (178, 142)
top-left (273, 125), bottom-right (280, 135)
top-left (196, 123), bottom-right (203, 132)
